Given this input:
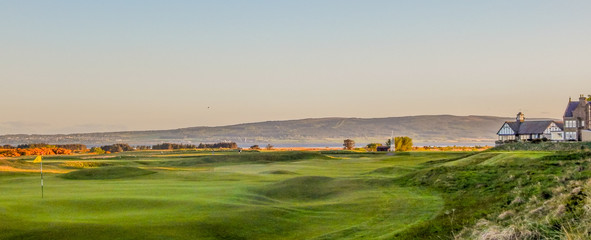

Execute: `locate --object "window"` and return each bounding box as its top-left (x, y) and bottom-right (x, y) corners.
top-left (567, 120), bottom-right (577, 128)
top-left (566, 132), bottom-right (578, 140)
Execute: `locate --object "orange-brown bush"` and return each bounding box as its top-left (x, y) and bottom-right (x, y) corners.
top-left (0, 147), bottom-right (72, 157)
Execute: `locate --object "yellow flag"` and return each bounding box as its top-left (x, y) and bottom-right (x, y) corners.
top-left (33, 155), bottom-right (42, 163)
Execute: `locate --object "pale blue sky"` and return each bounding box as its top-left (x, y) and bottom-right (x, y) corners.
top-left (1, 1), bottom-right (590, 134)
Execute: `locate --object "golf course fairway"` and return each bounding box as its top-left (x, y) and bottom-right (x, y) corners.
top-left (0, 151), bottom-right (451, 240)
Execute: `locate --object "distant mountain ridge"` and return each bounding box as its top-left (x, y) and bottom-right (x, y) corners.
top-left (0, 115), bottom-right (519, 146)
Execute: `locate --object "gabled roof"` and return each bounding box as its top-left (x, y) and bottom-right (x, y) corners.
top-left (502, 120), bottom-right (561, 135)
top-left (564, 101), bottom-right (591, 118)
top-left (555, 121), bottom-right (564, 130)
top-left (497, 122), bottom-right (516, 135)
top-left (506, 122), bottom-right (520, 132)
top-left (519, 121), bottom-right (555, 134)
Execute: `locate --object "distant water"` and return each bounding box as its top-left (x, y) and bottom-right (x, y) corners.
top-left (237, 142), bottom-right (494, 148)
top-left (85, 141), bottom-right (493, 149)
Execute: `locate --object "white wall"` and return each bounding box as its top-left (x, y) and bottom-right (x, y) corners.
top-left (582, 130), bottom-right (591, 142)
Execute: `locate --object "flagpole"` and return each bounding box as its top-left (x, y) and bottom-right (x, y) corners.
top-left (41, 159), bottom-right (43, 199)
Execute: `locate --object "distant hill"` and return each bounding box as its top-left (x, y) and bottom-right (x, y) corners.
top-left (0, 115), bottom-right (517, 146)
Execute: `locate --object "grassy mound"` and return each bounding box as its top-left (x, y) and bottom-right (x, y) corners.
top-left (441, 152), bottom-right (501, 166)
top-left (0, 159), bottom-right (36, 169)
top-left (60, 161), bottom-right (112, 169)
top-left (260, 170), bottom-right (298, 175)
top-left (392, 151), bottom-right (591, 239)
top-left (256, 176), bottom-right (360, 201)
top-left (366, 166), bottom-right (414, 176)
top-left (141, 151), bottom-right (330, 167)
top-left (60, 166), bottom-right (155, 180)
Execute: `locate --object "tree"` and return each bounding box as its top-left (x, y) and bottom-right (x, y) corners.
top-left (343, 139), bottom-right (355, 150)
top-left (100, 143), bottom-right (133, 153)
top-left (250, 145), bottom-right (260, 150)
top-left (265, 144), bottom-right (274, 150)
top-left (366, 143), bottom-right (382, 152)
top-left (394, 136), bottom-right (413, 151)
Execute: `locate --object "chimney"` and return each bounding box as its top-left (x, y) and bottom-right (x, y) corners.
top-left (516, 112), bottom-right (525, 123)
top-left (580, 94), bottom-right (587, 106)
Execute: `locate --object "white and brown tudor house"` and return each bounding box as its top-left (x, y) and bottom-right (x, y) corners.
top-left (497, 112), bottom-right (564, 143)
top-left (497, 94), bottom-right (591, 144)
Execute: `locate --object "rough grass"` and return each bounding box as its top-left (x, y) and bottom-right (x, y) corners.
top-left (60, 166), bottom-right (156, 180)
top-left (392, 150), bottom-right (591, 239)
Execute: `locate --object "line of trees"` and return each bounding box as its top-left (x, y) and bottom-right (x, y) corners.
top-left (1, 142), bottom-right (240, 156)
top-left (0, 143), bottom-right (89, 157)
top-left (4, 143), bottom-right (87, 152)
top-left (248, 144), bottom-right (274, 150)
top-left (151, 142), bottom-right (239, 150)
top-left (0, 147), bottom-right (72, 157)
top-left (152, 143), bottom-right (196, 150)
top-left (99, 143), bottom-right (134, 153)
top-left (197, 142), bottom-right (238, 149)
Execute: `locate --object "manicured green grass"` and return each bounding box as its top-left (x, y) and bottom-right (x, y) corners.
top-left (0, 151), bottom-right (448, 240)
top-left (4, 150), bottom-right (584, 239)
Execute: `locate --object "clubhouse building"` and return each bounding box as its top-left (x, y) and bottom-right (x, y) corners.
top-left (497, 95), bottom-right (591, 143)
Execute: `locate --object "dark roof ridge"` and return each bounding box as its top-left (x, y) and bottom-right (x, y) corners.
top-left (503, 120), bottom-right (561, 134)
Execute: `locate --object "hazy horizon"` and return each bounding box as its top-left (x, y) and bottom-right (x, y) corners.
top-left (2, 1), bottom-right (590, 134)
top-left (0, 114), bottom-right (556, 136)
top-left (0, 114), bottom-right (502, 135)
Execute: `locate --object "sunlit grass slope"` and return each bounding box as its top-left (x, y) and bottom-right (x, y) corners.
top-left (393, 150), bottom-right (591, 239)
top-left (0, 151), bottom-right (453, 240)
